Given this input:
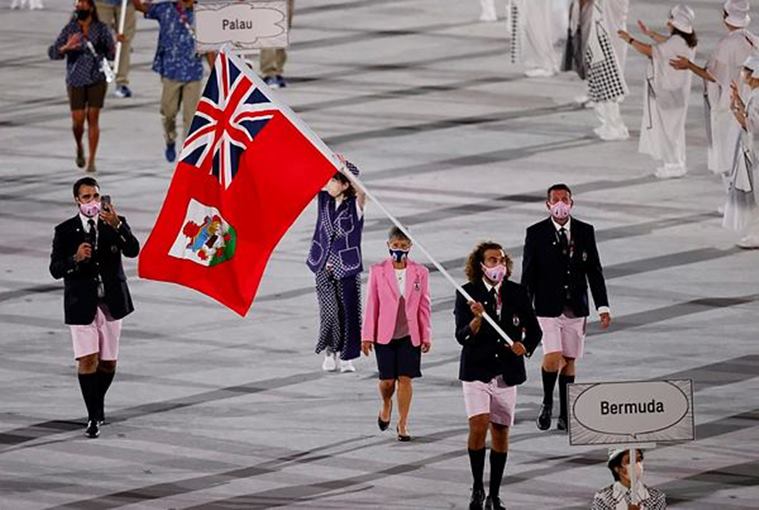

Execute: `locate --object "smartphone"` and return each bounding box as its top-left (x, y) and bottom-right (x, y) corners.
top-left (101, 195), bottom-right (112, 212)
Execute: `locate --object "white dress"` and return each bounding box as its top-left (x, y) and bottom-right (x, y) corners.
top-left (705, 29), bottom-right (756, 176)
top-left (511, 0), bottom-right (559, 73)
top-left (724, 87), bottom-right (759, 237)
top-left (593, 0), bottom-right (630, 138)
top-left (639, 35), bottom-right (695, 173)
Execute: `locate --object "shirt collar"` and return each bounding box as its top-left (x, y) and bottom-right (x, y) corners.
top-left (482, 277), bottom-right (502, 294)
top-left (79, 213), bottom-right (98, 232)
top-left (612, 481), bottom-right (650, 503)
top-left (551, 216), bottom-right (571, 233)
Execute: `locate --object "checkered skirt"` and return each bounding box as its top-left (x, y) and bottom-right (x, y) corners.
top-left (585, 21), bottom-right (627, 103)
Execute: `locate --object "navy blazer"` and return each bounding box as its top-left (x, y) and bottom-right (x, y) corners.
top-left (306, 191), bottom-right (364, 278)
top-left (454, 279), bottom-right (542, 386)
top-left (50, 215), bottom-right (140, 325)
top-left (521, 217), bottom-right (609, 317)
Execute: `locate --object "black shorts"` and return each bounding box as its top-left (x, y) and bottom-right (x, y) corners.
top-left (68, 81), bottom-right (107, 110)
top-left (375, 336), bottom-right (422, 380)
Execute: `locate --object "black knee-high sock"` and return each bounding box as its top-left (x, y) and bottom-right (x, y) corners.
top-left (77, 373), bottom-right (99, 421)
top-left (96, 369), bottom-right (115, 421)
top-left (489, 450), bottom-right (508, 498)
top-left (468, 448), bottom-right (486, 492)
top-left (541, 369), bottom-right (559, 408)
top-left (559, 374), bottom-right (575, 420)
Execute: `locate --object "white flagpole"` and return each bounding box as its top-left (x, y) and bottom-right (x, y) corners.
top-left (339, 169), bottom-right (515, 347)
top-left (113, 0), bottom-right (129, 78)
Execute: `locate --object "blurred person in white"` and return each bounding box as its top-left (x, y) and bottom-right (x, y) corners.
top-left (11, 0), bottom-right (44, 9)
top-left (510, 0), bottom-right (559, 77)
top-left (670, 0), bottom-right (756, 191)
top-left (725, 55), bottom-right (759, 248)
top-left (619, 5), bottom-right (697, 179)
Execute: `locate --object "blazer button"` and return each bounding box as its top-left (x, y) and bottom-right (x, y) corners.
top-left (495, 354), bottom-right (499, 358)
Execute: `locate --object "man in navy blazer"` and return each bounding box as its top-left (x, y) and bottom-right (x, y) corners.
top-left (521, 183), bottom-right (611, 433)
top-left (50, 177), bottom-right (139, 438)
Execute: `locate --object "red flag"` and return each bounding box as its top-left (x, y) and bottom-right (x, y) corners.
top-left (138, 48), bottom-right (337, 316)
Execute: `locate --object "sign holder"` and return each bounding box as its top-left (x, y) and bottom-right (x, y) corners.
top-left (568, 379), bottom-right (695, 505)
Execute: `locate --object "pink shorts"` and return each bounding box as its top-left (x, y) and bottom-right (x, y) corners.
top-left (69, 305), bottom-right (122, 360)
top-left (462, 376), bottom-right (517, 426)
top-left (538, 314), bottom-right (586, 359)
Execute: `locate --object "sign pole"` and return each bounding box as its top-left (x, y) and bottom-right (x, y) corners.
top-left (628, 446), bottom-right (639, 505)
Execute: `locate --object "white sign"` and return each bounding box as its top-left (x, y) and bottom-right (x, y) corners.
top-left (195, 1), bottom-right (289, 53)
top-left (568, 379), bottom-right (694, 446)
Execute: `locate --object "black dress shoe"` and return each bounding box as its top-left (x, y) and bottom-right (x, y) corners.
top-left (85, 420), bottom-right (100, 439)
top-left (536, 404), bottom-right (552, 431)
top-left (469, 488), bottom-right (486, 510)
top-left (485, 495), bottom-right (506, 510)
top-left (377, 415), bottom-right (390, 431)
top-left (556, 416), bottom-right (568, 431)
top-left (396, 425), bottom-right (411, 442)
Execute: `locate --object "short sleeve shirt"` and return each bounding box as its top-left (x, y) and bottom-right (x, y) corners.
top-left (145, 2), bottom-right (203, 82)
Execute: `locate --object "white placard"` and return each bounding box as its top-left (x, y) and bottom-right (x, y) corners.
top-left (568, 379), bottom-right (695, 446)
top-left (195, 0), bottom-right (288, 53)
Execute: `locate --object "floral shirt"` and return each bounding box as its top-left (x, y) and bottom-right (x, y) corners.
top-left (48, 19), bottom-right (115, 87)
top-left (145, 2), bottom-right (203, 83)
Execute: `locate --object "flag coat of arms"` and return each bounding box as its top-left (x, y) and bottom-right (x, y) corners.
top-left (138, 47), bottom-right (338, 316)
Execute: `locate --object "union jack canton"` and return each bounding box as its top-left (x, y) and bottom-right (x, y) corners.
top-left (179, 52), bottom-right (277, 190)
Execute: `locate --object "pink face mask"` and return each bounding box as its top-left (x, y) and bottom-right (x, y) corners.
top-left (79, 200), bottom-right (101, 218)
top-left (548, 200), bottom-right (572, 220)
top-left (481, 263), bottom-right (507, 284)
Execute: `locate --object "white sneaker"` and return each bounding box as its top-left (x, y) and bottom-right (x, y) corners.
top-left (321, 353), bottom-right (336, 372)
top-left (654, 165), bottom-right (687, 179)
top-left (737, 235), bottom-right (759, 249)
top-left (595, 125), bottom-right (629, 141)
top-left (524, 68), bottom-right (554, 78)
top-left (339, 359), bottom-right (356, 373)
top-left (574, 94), bottom-right (589, 105)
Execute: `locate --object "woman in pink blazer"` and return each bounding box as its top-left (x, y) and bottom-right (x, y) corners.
top-left (361, 227), bottom-right (432, 441)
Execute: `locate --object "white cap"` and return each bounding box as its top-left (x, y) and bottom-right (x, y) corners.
top-left (724, 0), bottom-right (751, 28)
top-left (669, 4), bottom-right (696, 34)
top-left (742, 54), bottom-right (759, 77)
top-left (608, 448), bottom-right (627, 463)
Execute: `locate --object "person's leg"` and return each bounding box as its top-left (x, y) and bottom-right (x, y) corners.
top-left (95, 312), bottom-right (122, 423)
top-left (114, 2), bottom-right (136, 87)
top-left (397, 376), bottom-right (413, 435)
top-left (314, 271), bottom-right (341, 368)
top-left (488, 423), bottom-right (510, 500)
top-left (468, 414), bottom-right (490, 493)
top-left (77, 353), bottom-right (100, 419)
top-left (160, 78), bottom-right (182, 146)
top-left (181, 80), bottom-right (202, 140)
top-left (71, 109), bottom-right (86, 166)
top-left (338, 275), bottom-right (362, 363)
top-left (379, 378), bottom-right (395, 424)
top-left (85, 106), bottom-right (100, 171)
top-left (558, 357), bottom-right (576, 427)
top-left (537, 317), bottom-right (562, 421)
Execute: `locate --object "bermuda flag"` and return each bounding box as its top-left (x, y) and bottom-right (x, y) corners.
top-left (138, 46), bottom-right (338, 316)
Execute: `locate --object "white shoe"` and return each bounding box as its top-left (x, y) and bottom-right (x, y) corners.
top-left (339, 359), bottom-right (356, 373)
top-left (717, 205), bottom-right (725, 215)
top-left (524, 68), bottom-right (554, 78)
top-left (595, 125), bottom-right (629, 141)
top-left (321, 353), bottom-right (336, 372)
top-left (574, 94), bottom-right (589, 105)
top-left (737, 235), bottom-right (759, 249)
top-left (654, 165), bottom-right (687, 179)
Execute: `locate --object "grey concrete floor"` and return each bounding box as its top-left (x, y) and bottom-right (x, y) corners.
top-left (1, 0), bottom-right (758, 508)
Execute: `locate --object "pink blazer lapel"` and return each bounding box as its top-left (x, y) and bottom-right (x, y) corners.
top-left (382, 259), bottom-right (401, 300)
